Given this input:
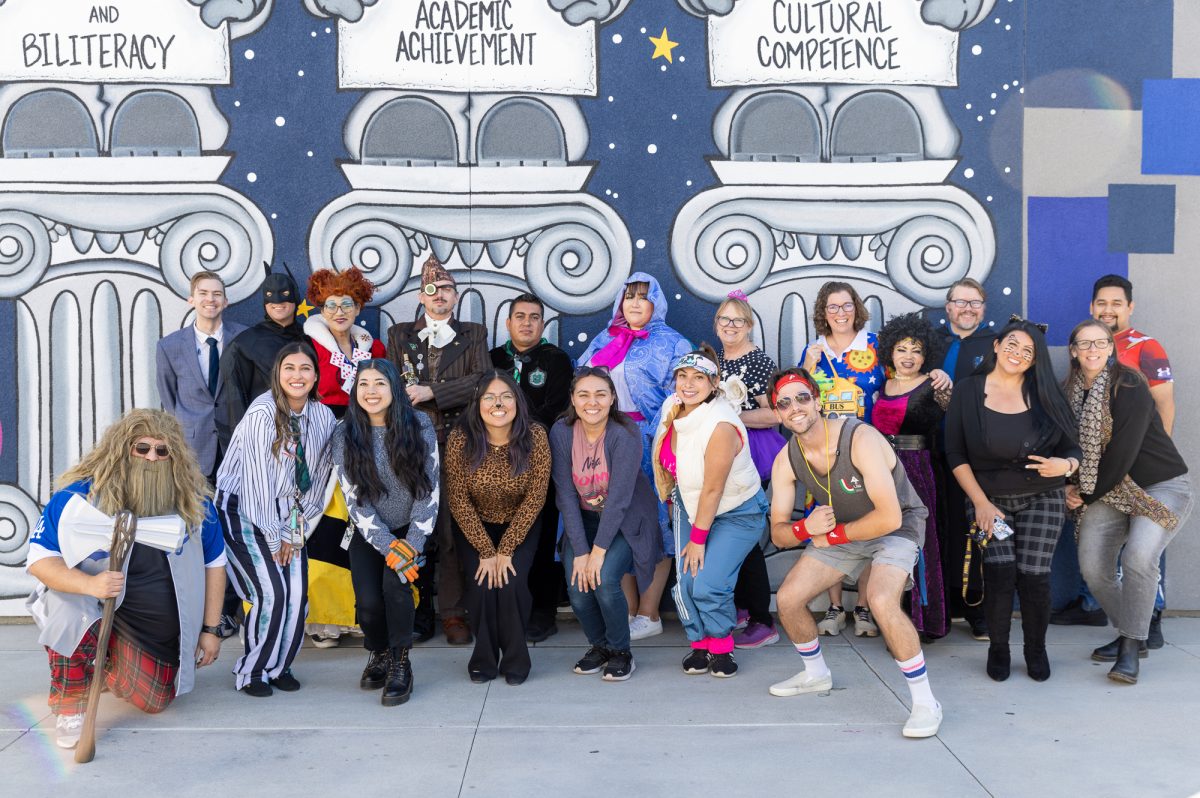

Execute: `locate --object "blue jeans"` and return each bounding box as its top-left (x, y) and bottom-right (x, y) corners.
top-left (672, 490), bottom-right (769, 643)
top-left (563, 510), bottom-right (633, 652)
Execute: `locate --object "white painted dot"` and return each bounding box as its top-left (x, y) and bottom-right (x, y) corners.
top-left (971, 44), bottom-right (983, 55)
top-left (675, 294), bottom-right (682, 300)
top-left (647, 144), bottom-right (658, 154)
top-left (977, 115), bottom-right (984, 122)
top-left (990, 109), bottom-right (996, 116)
top-left (1005, 24), bottom-right (1011, 30)
top-left (298, 70), bottom-right (305, 77)
top-left (1004, 166), bottom-right (1012, 173)
top-left (686, 180), bottom-right (693, 186)
top-left (939, 318), bottom-right (946, 325)
top-left (275, 116), bottom-right (286, 127)
top-left (989, 321), bottom-right (996, 327)
top-left (604, 189), bottom-right (612, 196)
top-left (247, 172), bottom-right (257, 183)
top-left (311, 31), bottom-right (317, 37)
top-left (1019, 87), bottom-right (1025, 94)
top-left (244, 49), bottom-right (255, 60)
top-left (612, 192), bottom-right (619, 199)
top-left (640, 27), bottom-right (646, 33)
top-left (607, 95), bottom-right (614, 102)
top-left (679, 56), bottom-right (685, 62)
top-left (660, 65), bottom-right (667, 72)
top-left (964, 168), bottom-right (975, 178)
top-left (1013, 80), bottom-right (1020, 86)
top-left (271, 213), bottom-right (278, 220)
top-left (636, 239), bottom-right (646, 249)
top-left (1003, 83), bottom-right (1009, 90)
top-left (1003, 286), bottom-right (1012, 296)
top-left (577, 332), bottom-right (588, 342)
top-left (608, 143), bottom-right (615, 150)
top-left (234, 100), bottom-right (241, 107)
top-left (991, 92), bottom-right (997, 99)
top-left (994, 17), bottom-right (1000, 23)
top-left (307, 150), bottom-right (314, 157)
top-left (986, 195), bottom-right (994, 202)
top-left (965, 103), bottom-right (972, 110)
top-left (671, 114), bottom-right (678, 121)
top-left (612, 33), bottom-right (623, 44)
top-left (325, 27), bottom-right (331, 33)
top-left (568, 341), bottom-right (575, 347)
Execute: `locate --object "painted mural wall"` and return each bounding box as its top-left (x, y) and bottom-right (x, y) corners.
top-left (1, 0), bottom-right (1196, 610)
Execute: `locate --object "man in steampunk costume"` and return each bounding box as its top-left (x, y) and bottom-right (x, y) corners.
top-left (387, 255), bottom-right (489, 644)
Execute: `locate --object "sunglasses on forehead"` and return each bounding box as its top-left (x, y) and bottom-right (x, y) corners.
top-left (132, 442), bottom-right (170, 458)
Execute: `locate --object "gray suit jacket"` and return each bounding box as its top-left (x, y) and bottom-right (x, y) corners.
top-left (156, 320), bottom-right (247, 475)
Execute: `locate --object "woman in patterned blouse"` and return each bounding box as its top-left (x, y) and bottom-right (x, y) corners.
top-left (444, 370), bottom-right (551, 685)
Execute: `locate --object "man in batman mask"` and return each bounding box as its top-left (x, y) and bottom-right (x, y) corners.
top-left (215, 272), bottom-right (310, 450)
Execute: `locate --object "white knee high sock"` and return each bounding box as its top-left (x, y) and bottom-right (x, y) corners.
top-left (794, 638), bottom-right (831, 679)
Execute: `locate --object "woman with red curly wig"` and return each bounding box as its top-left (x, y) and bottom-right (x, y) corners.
top-left (304, 267), bottom-right (387, 418)
top-left (303, 267), bottom-right (387, 648)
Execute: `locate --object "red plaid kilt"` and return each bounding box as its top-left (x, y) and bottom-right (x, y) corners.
top-left (47, 623), bottom-right (178, 715)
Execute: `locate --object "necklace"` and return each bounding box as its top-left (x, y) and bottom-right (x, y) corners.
top-left (796, 416), bottom-right (834, 510)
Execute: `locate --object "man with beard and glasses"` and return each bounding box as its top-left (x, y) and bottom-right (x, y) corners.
top-left (764, 369), bottom-right (941, 738)
top-left (26, 410), bottom-right (227, 750)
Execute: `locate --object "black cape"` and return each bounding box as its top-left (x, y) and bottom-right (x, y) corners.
top-left (216, 317), bottom-right (309, 449)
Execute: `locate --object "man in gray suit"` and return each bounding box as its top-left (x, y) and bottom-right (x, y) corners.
top-left (156, 270), bottom-right (246, 638)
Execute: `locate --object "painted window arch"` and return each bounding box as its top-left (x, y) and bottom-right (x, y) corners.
top-left (830, 91), bottom-right (924, 162)
top-left (361, 97), bottom-right (457, 166)
top-left (730, 92), bottom-right (822, 162)
top-left (476, 98), bottom-right (567, 166)
top-left (110, 91), bottom-right (202, 157)
top-left (2, 89), bottom-right (99, 158)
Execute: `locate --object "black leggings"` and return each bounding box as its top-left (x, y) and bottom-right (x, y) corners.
top-left (348, 529), bottom-right (415, 651)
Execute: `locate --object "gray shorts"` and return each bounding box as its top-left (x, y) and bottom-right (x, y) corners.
top-left (802, 534), bottom-right (920, 585)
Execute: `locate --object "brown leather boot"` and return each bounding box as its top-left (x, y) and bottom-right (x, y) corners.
top-left (442, 616), bottom-right (473, 646)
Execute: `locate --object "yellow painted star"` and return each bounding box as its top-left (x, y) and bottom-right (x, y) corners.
top-left (297, 298), bottom-right (315, 318)
top-left (649, 27), bottom-right (679, 63)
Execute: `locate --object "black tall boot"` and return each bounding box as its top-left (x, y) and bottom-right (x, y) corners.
top-left (982, 562), bottom-right (1017, 681)
top-left (1017, 572), bottom-right (1053, 682)
top-left (382, 647), bottom-right (413, 706)
top-left (1108, 637), bottom-right (1141, 684)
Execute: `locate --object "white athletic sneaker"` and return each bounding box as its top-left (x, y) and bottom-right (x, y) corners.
top-left (817, 606), bottom-right (847, 636)
top-left (768, 669), bottom-right (833, 697)
top-left (55, 713), bottom-right (84, 749)
top-left (902, 702), bottom-right (943, 738)
top-left (628, 615), bottom-right (663, 641)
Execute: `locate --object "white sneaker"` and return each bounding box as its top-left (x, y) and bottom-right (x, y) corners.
top-left (853, 607), bottom-right (879, 637)
top-left (902, 702), bottom-right (943, 738)
top-left (768, 669), bottom-right (833, 697)
top-left (817, 606), bottom-right (846, 636)
top-left (628, 615), bottom-right (663, 641)
top-left (308, 633), bottom-right (340, 649)
top-left (55, 713), bottom-right (84, 749)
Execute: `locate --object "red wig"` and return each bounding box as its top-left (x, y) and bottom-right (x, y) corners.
top-left (307, 266), bottom-right (375, 306)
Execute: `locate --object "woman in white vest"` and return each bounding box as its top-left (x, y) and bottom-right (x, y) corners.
top-left (652, 345), bottom-right (769, 677)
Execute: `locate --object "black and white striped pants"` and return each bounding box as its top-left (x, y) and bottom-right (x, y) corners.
top-left (217, 491), bottom-right (308, 690)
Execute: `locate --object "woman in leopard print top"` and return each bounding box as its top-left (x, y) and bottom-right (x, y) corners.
top-left (445, 370), bottom-right (551, 685)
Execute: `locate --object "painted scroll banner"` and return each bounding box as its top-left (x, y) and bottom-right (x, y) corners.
top-left (709, 0), bottom-right (958, 87)
top-left (337, 0), bottom-right (597, 95)
top-left (0, 0), bottom-right (230, 84)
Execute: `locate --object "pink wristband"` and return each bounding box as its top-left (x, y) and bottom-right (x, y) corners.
top-left (825, 524), bottom-right (850, 545)
top-left (791, 518), bottom-right (811, 542)
top-left (689, 525), bottom-right (710, 545)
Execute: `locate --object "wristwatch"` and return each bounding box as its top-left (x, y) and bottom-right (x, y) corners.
top-left (201, 624), bottom-right (222, 636)
top-left (1064, 458), bottom-right (1079, 478)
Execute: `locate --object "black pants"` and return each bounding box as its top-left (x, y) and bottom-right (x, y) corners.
top-left (734, 543), bottom-right (773, 626)
top-left (936, 456), bottom-right (984, 622)
top-left (348, 529), bottom-right (415, 651)
top-left (457, 520), bottom-right (539, 680)
top-left (527, 483), bottom-right (566, 626)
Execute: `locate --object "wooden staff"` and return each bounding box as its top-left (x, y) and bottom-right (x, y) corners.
top-left (75, 510), bottom-right (137, 764)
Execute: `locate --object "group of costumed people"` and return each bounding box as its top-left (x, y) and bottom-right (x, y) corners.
top-left (26, 256), bottom-right (1191, 747)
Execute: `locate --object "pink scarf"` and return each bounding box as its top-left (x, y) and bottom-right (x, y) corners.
top-left (589, 325), bottom-right (648, 369)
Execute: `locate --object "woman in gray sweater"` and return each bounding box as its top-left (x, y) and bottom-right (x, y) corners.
top-left (550, 366), bottom-right (662, 681)
top-left (330, 359), bottom-right (439, 706)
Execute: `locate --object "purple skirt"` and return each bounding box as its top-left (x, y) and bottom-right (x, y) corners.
top-left (747, 427), bottom-right (787, 481)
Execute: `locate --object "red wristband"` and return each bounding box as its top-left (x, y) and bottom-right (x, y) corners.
top-left (689, 525), bottom-right (710, 545)
top-left (825, 524), bottom-right (850, 545)
top-left (791, 518), bottom-right (811, 542)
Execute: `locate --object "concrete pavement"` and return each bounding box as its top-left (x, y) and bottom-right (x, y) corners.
top-left (2, 617), bottom-right (1199, 797)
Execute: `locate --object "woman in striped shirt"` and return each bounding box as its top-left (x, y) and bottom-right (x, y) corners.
top-left (215, 342), bottom-right (337, 697)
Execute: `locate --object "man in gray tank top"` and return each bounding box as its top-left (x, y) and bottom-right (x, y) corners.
top-left (764, 368), bottom-right (942, 738)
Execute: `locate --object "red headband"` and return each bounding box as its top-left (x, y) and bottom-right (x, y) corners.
top-left (772, 373), bottom-right (817, 405)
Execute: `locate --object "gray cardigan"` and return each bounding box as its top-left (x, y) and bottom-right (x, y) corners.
top-left (550, 417), bottom-right (662, 591)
